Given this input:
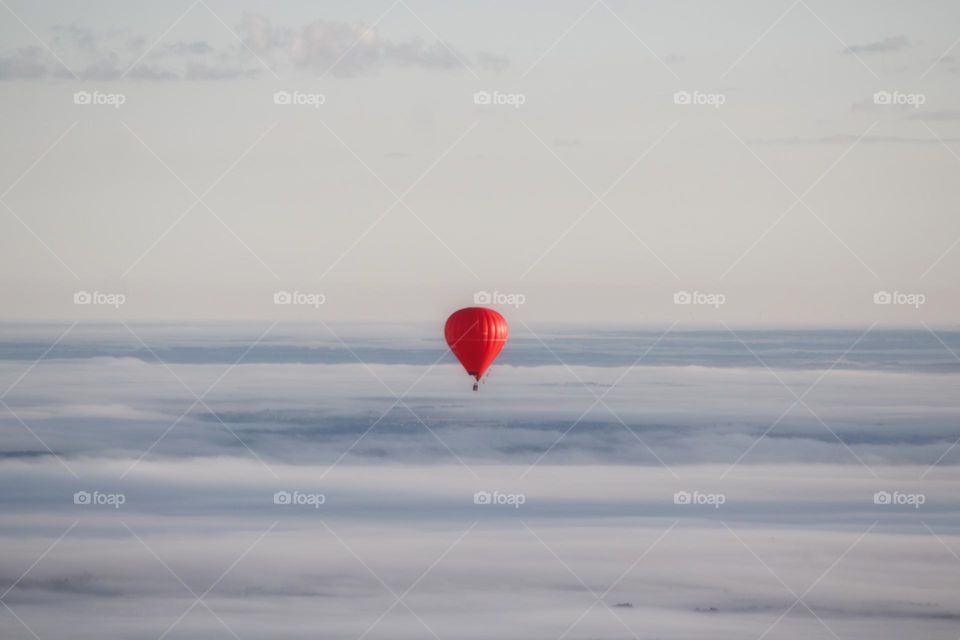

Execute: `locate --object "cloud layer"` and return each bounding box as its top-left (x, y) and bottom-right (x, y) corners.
top-left (0, 325), bottom-right (958, 638)
top-left (0, 15), bottom-right (506, 81)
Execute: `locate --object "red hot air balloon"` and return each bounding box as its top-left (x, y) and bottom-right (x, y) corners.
top-left (444, 307), bottom-right (509, 391)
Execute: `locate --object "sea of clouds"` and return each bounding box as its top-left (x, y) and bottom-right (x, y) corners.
top-left (1, 323), bottom-right (958, 638)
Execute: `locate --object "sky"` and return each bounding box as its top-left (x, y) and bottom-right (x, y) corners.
top-left (0, 0), bottom-right (959, 324)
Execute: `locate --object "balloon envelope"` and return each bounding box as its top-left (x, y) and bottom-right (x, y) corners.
top-left (444, 307), bottom-right (508, 382)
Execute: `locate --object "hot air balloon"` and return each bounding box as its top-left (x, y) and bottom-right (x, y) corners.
top-left (444, 307), bottom-right (508, 391)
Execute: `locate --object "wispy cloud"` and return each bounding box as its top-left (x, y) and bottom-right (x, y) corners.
top-left (844, 35), bottom-right (910, 55)
top-left (0, 16), bottom-right (506, 81)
